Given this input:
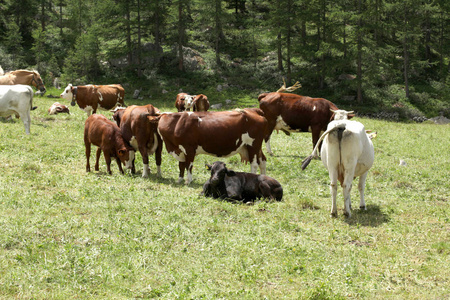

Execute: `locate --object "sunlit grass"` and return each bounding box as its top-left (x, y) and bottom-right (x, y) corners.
top-left (0, 91), bottom-right (448, 299)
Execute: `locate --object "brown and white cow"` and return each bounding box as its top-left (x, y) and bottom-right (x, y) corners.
top-left (156, 108), bottom-right (267, 184)
top-left (84, 114), bottom-right (134, 175)
top-left (48, 102), bottom-right (70, 115)
top-left (258, 92), bottom-right (351, 155)
top-left (113, 105), bottom-right (163, 178)
top-left (60, 84), bottom-right (125, 116)
top-left (175, 93), bottom-right (209, 112)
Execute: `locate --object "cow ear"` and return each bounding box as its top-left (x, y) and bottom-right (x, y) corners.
top-left (205, 164), bottom-right (212, 171)
top-left (227, 170), bottom-right (237, 177)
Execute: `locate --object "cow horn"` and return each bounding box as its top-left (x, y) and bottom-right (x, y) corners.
top-left (276, 78), bottom-right (302, 93)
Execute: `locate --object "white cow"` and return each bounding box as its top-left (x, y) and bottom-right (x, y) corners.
top-left (302, 110), bottom-right (374, 217)
top-left (0, 85), bottom-right (34, 134)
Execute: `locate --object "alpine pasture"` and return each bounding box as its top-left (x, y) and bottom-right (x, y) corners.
top-left (0, 90), bottom-right (448, 299)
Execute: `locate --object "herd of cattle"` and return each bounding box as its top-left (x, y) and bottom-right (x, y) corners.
top-left (0, 70), bottom-right (376, 217)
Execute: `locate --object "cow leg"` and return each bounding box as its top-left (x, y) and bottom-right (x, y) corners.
top-left (85, 143), bottom-right (91, 172)
top-left (155, 138), bottom-right (163, 177)
top-left (103, 152), bottom-right (112, 175)
top-left (342, 169), bottom-right (356, 218)
top-left (178, 162), bottom-right (186, 183)
top-left (265, 135), bottom-right (273, 156)
top-left (258, 151), bottom-right (267, 175)
top-left (329, 169), bottom-right (339, 217)
top-left (259, 181), bottom-right (273, 200)
top-left (139, 146), bottom-right (150, 178)
top-left (115, 157), bottom-right (125, 174)
top-left (95, 148), bottom-right (102, 171)
top-left (358, 172), bottom-right (368, 210)
top-left (18, 111), bottom-right (31, 135)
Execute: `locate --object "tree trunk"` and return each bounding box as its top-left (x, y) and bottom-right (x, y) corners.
top-left (137, 0), bottom-right (142, 77)
top-left (403, 3), bottom-right (409, 99)
top-left (357, 0), bottom-right (363, 103)
top-left (125, 1), bottom-right (132, 68)
top-left (215, 0), bottom-right (222, 66)
top-left (276, 0), bottom-right (283, 71)
top-left (178, 0), bottom-right (184, 71)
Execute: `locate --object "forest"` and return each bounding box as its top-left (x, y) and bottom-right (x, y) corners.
top-left (0, 0), bottom-right (449, 118)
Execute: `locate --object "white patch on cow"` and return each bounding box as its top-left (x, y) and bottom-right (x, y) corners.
top-left (241, 132), bottom-right (254, 146)
top-left (156, 165), bottom-right (162, 177)
top-left (313, 106), bottom-right (316, 111)
top-left (195, 145), bottom-right (207, 155)
top-left (149, 134), bottom-right (158, 154)
top-left (97, 91), bottom-right (104, 102)
top-left (274, 115), bottom-right (293, 132)
top-left (198, 117), bottom-right (203, 123)
top-left (130, 136), bottom-right (138, 150)
top-left (83, 105), bottom-right (94, 116)
top-left (186, 163), bottom-right (193, 184)
top-left (186, 112), bottom-right (194, 116)
top-left (185, 95), bottom-right (195, 109)
top-left (48, 103), bottom-right (58, 115)
top-left (170, 151), bottom-right (185, 162)
top-left (142, 164), bottom-right (150, 178)
top-left (179, 145), bottom-right (187, 155)
top-left (124, 150), bottom-right (135, 170)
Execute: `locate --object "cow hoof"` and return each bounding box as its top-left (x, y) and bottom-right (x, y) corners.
top-left (331, 212), bottom-right (338, 218)
top-left (343, 211), bottom-right (351, 218)
top-left (360, 206), bottom-right (366, 210)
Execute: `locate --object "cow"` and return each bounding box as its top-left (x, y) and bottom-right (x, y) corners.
top-left (0, 85), bottom-right (34, 134)
top-left (60, 84), bottom-right (125, 116)
top-left (156, 108), bottom-right (268, 184)
top-left (175, 93), bottom-right (209, 112)
top-left (113, 104), bottom-right (163, 178)
top-left (48, 102), bottom-right (70, 115)
top-left (301, 110), bottom-right (374, 218)
top-left (258, 87), bottom-right (352, 155)
top-left (202, 161), bottom-right (283, 202)
top-left (84, 114), bottom-right (135, 175)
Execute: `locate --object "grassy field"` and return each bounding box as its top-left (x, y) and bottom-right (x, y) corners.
top-left (0, 89), bottom-right (449, 299)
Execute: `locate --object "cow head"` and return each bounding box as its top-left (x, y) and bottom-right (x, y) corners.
top-left (184, 95), bottom-right (195, 109)
top-left (60, 84), bottom-right (76, 105)
top-left (112, 107), bottom-right (126, 126)
top-left (117, 148), bottom-right (135, 170)
top-left (206, 161), bottom-right (236, 186)
top-left (331, 109), bottom-right (355, 121)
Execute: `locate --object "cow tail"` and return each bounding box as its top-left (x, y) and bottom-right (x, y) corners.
top-left (301, 123), bottom-right (346, 171)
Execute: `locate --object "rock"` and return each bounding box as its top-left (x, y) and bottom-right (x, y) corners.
top-left (210, 103), bottom-right (222, 110)
top-left (428, 116), bottom-right (450, 125)
top-left (399, 159), bottom-right (407, 166)
top-left (133, 89), bottom-right (141, 99)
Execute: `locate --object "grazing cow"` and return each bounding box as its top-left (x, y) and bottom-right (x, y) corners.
top-left (0, 85), bottom-right (34, 134)
top-left (175, 93), bottom-right (209, 112)
top-left (48, 102), bottom-right (70, 115)
top-left (258, 90), bottom-right (352, 155)
top-left (156, 108), bottom-right (267, 184)
top-left (60, 84), bottom-right (125, 116)
top-left (84, 114), bottom-right (135, 175)
top-left (113, 104), bottom-right (163, 178)
top-left (202, 161), bottom-right (283, 202)
top-left (301, 110), bottom-right (374, 217)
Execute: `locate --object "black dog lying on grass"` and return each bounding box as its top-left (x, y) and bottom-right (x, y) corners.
top-left (202, 161), bottom-right (283, 202)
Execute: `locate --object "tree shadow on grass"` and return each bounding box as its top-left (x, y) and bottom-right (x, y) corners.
top-left (344, 204), bottom-right (390, 227)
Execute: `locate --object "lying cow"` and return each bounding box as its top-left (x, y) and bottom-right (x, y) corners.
top-left (156, 108), bottom-right (267, 184)
top-left (258, 88), bottom-right (352, 155)
top-left (301, 110), bottom-right (374, 217)
top-left (84, 114), bottom-right (135, 175)
top-left (48, 102), bottom-right (70, 115)
top-left (175, 93), bottom-right (209, 112)
top-left (113, 105), bottom-right (162, 178)
top-left (60, 84), bottom-right (125, 116)
top-left (0, 85), bottom-right (34, 134)
top-left (202, 161), bottom-right (283, 202)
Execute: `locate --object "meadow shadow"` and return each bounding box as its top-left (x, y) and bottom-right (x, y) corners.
top-left (344, 204), bottom-right (390, 227)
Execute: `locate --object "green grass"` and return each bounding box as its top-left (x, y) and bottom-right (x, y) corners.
top-left (0, 89), bottom-right (449, 299)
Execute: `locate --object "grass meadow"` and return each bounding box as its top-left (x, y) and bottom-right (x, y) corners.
top-left (0, 89), bottom-right (449, 299)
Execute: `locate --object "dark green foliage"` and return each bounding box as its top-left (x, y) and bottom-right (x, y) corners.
top-left (0, 0), bottom-right (448, 117)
